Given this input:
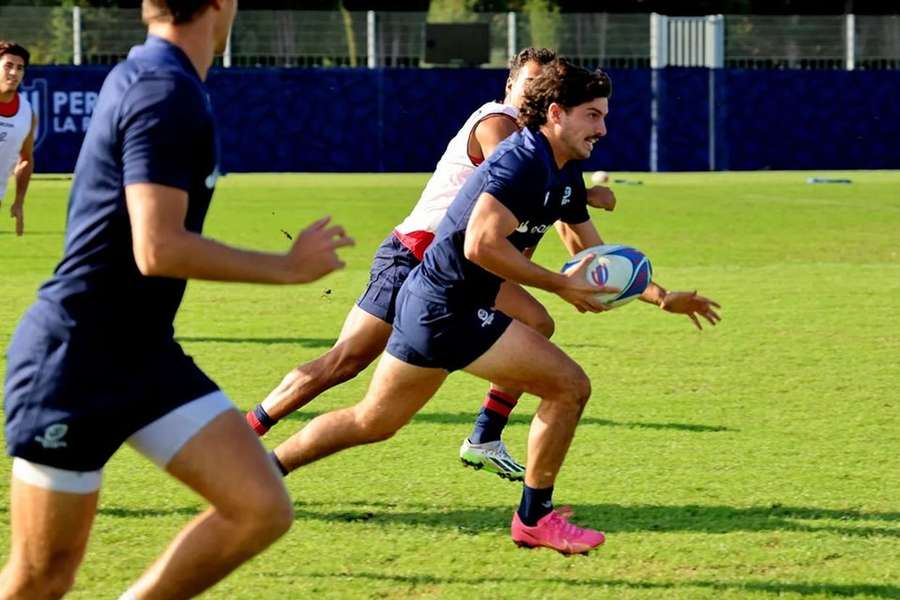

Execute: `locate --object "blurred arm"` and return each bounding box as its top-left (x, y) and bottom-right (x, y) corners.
top-left (125, 183), bottom-right (352, 284)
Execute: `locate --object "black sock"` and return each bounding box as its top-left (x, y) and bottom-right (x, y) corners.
top-left (269, 451), bottom-right (289, 477)
top-left (254, 405), bottom-right (277, 429)
top-left (517, 485), bottom-right (554, 526)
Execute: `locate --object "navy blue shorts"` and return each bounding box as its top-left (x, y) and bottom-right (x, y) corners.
top-left (4, 303), bottom-right (219, 472)
top-left (356, 233), bottom-right (420, 324)
top-left (386, 286), bottom-right (513, 372)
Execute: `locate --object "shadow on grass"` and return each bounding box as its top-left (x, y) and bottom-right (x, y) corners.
top-left (98, 506), bottom-right (201, 518)
top-left (303, 572), bottom-right (900, 599)
top-left (88, 501), bottom-right (899, 541)
top-left (289, 500), bottom-right (899, 539)
top-left (280, 410), bottom-right (735, 433)
top-left (176, 336), bottom-right (335, 348)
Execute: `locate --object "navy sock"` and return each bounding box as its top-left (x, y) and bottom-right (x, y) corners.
top-left (517, 485), bottom-right (554, 526)
top-left (469, 389), bottom-right (517, 444)
top-left (254, 405), bottom-right (277, 428)
top-left (269, 451), bottom-right (289, 477)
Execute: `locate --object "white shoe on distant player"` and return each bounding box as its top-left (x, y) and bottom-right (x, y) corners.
top-left (459, 438), bottom-right (525, 481)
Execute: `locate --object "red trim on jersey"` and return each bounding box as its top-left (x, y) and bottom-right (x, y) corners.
top-left (0, 94), bottom-right (20, 118)
top-left (467, 111), bottom-right (519, 166)
top-left (392, 229), bottom-right (435, 262)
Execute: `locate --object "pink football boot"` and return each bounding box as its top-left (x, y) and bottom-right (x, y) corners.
top-left (511, 509), bottom-right (606, 554)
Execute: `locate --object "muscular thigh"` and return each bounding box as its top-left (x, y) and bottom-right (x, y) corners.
top-left (494, 281), bottom-right (551, 333)
top-left (353, 353), bottom-right (447, 432)
top-left (463, 320), bottom-right (584, 398)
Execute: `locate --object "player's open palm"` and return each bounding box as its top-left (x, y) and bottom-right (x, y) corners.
top-left (285, 217), bottom-right (354, 283)
top-left (661, 290), bottom-right (721, 330)
top-left (557, 254), bottom-right (619, 313)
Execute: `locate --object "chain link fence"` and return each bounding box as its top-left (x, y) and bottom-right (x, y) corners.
top-left (0, 7), bottom-right (896, 70)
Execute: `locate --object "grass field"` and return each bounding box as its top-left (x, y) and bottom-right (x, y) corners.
top-left (1, 171), bottom-right (899, 599)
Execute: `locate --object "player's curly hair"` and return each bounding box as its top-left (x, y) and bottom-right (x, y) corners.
top-left (506, 47), bottom-right (557, 85)
top-left (517, 59), bottom-right (612, 130)
top-left (0, 41), bottom-right (30, 68)
top-left (142, 0), bottom-right (211, 24)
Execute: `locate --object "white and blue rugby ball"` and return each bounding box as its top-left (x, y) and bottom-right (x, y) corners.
top-left (561, 244), bottom-right (653, 308)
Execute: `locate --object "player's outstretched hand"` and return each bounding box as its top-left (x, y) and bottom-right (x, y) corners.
top-left (10, 201), bottom-right (24, 237)
top-left (557, 254), bottom-right (620, 313)
top-left (586, 185), bottom-right (616, 211)
top-left (284, 216), bottom-right (354, 283)
top-left (661, 290), bottom-right (721, 330)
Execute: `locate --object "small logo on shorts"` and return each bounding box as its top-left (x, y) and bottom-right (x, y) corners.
top-left (35, 424), bottom-right (68, 449)
top-left (477, 309), bottom-right (495, 328)
top-left (205, 166), bottom-right (222, 189)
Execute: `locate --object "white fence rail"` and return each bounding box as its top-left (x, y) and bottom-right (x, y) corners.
top-left (0, 7), bottom-right (897, 69)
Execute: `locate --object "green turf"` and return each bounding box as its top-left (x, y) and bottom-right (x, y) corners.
top-left (1, 171), bottom-right (898, 599)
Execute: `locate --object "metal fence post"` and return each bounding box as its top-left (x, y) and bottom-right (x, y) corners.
top-left (705, 14), bottom-right (724, 68)
top-left (507, 11), bottom-right (517, 59)
top-left (649, 13), bottom-right (667, 172)
top-left (650, 12), bottom-right (668, 69)
top-left (706, 15), bottom-right (724, 171)
top-left (72, 6), bottom-right (82, 66)
top-left (367, 10), bottom-right (377, 68)
top-left (845, 13), bottom-right (855, 70)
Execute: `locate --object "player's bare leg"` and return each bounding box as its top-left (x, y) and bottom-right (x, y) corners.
top-left (0, 480), bottom-right (97, 599)
top-left (460, 282), bottom-right (555, 481)
top-left (273, 354), bottom-right (447, 472)
top-left (247, 305), bottom-right (392, 435)
top-left (123, 410), bottom-right (292, 599)
top-left (463, 320), bottom-right (605, 554)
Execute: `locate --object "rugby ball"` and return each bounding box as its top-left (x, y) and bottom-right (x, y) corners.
top-left (561, 244), bottom-right (652, 308)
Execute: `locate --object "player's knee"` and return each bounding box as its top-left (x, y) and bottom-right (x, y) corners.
top-left (352, 408), bottom-right (402, 443)
top-left (44, 570), bottom-right (77, 600)
top-left (14, 556), bottom-right (79, 599)
top-left (328, 344), bottom-right (377, 384)
top-left (557, 365), bottom-right (592, 408)
top-left (235, 484), bottom-right (294, 543)
top-left (519, 306), bottom-right (555, 339)
top-left (534, 310), bottom-right (556, 339)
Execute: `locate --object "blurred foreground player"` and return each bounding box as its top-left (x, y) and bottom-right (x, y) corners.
top-left (0, 1), bottom-right (352, 598)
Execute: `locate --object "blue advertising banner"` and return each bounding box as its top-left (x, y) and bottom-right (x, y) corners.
top-left (21, 66), bottom-right (900, 174)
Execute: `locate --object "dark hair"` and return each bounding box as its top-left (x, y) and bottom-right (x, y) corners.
top-left (142, 0), bottom-right (211, 24)
top-left (0, 41), bottom-right (30, 68)
top-left (507, 47), bottom-right (557, 85)
top-left (517, 59), bottom-right (612, 130)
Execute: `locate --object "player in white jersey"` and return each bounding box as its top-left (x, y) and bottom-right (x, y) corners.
top-left (248, 48), bottom-right (615, 481)
top-left (0, 41), bottom-right (36, 237)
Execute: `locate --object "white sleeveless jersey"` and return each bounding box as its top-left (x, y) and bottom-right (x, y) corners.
top-left (394, 100), bottom-right (518, 259)
top-left (0, 93), bottom-right (33, 198)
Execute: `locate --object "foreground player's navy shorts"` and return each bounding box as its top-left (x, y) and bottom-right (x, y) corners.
top-left (386, 286), bottom-right (513, 372)
top-left (4, 302), bottom-right (219, 472)
top-left (356, 233), bottom-right (420, 324)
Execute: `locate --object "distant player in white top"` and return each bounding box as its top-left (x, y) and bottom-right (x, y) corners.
top-left (248, 48), bottom-right (617, 482)
top-left (0, 41), bottom-right (36, 237)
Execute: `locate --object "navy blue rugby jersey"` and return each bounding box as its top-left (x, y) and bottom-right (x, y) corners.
top-left (36, 35), bottom-right (219, 341)
top-left (409, 127), bottom-right (590, 306)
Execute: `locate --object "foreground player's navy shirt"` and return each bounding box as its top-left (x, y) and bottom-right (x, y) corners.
top-left (36, 36), bottom-right (218, 341)
top-left (409, 127), bottom-right (590, 306)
